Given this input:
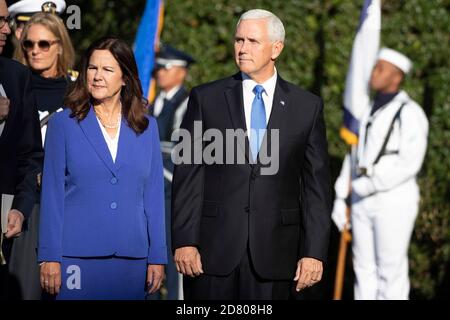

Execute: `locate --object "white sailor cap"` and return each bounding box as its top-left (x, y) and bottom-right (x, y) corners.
top-left (377, 47), bottom-right (412, 74)
top-left (8, 0), bottom-right (66, 22)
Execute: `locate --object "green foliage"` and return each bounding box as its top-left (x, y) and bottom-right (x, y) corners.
top-left (66, 0), bottom-right (146, 56)
top-left (72, 0), bottom-right (449, 299)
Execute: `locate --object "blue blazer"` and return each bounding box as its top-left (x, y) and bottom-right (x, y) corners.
top-left (38, 108), bottom-right (167, 264)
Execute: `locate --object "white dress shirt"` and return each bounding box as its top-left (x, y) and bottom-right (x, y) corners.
top-left (96, 116), bottom-right (121, 163)
top-left (153, 85), bottom-right (189, 138)
top-left (241, 69), bottom-right (278, 139)
top-left (153, 85), bottom-right (182, 117)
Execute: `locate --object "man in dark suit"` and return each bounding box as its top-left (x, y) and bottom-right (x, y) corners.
top-left (172, 9), bottom-right (331, 300)
top-left (0, 0), bottom-right (43, 299)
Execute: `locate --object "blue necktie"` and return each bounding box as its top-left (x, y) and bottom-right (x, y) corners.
top-left (250, 85), bottom-right (266, 161)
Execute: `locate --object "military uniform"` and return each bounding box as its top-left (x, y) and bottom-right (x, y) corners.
top-left (332, 48), bottom-right (429, 299)
top-left (149, 44), bottom-right (194, 300)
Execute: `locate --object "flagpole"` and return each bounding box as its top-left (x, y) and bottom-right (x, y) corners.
top-left (333, 145), bottom-right (355, 300)
top-left (333, 222), bottom-right (352, 300)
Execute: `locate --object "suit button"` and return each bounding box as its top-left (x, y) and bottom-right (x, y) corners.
top-left (244, 206), bottom-right (250, 213)
top-left (250, 167), bottom-right (259, 180)
top-left (110, 177), bottom-right (118, 184)
top-left (110, 202), bottom-right (117, 210)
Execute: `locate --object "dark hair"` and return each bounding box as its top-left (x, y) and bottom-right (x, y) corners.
top-left (65, 37), bottom-right (149, 134)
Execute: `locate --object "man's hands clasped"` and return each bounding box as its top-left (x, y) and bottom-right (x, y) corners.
top-left (294, 257), bottom-right (323, 291)
top-left (174, 246), bottom-right (203, 277)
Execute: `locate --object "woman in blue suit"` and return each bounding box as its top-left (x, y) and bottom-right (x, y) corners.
top-left (38, 37), bottom-right (167, 300)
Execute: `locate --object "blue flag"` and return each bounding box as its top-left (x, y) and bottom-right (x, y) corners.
top-left (134, 0), bottom-right (163, 99)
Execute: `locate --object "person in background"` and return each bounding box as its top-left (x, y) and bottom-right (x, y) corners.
top-left (14, 11), bottom-right (76, 139)
top-left (38, 37), bottom-right (167, 300)
top-left (0, 0), bottom-right (43, 300)
top-left (148, 43), bottom-right (195, 300)
top-left (332, 48), bottom-right (429, 300)
top-left (6, 9), bottom-right (75, 300)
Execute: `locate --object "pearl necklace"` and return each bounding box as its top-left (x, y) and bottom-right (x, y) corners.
top-left (98, 115), bottom-right (120, 129)
top-left (94, 109), bottom-right (121, 129)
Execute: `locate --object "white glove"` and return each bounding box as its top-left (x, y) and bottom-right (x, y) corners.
top-left (331, 198), bottom-right (350, 232)
top-left (352, 176), bottom-right (376, 197)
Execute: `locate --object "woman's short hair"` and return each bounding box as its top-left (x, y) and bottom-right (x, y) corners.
top-left (14, 12), bottom-right (75, 77)
top-left (65, 37), bottom-right (149, 134)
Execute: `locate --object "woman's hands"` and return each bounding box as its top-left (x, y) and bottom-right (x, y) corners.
top-left (40, 262), bottom-right (62, 295)
top-left (147, 264), bottom-right (165, 294)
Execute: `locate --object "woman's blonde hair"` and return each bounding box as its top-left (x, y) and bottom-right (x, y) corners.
top-left (14, 13), bottom-right (75, 78)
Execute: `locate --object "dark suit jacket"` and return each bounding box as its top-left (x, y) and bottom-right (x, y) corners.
top-left (0, 57), bottom-right (43, 219)
top-left (172, 72), bottom-right (331, 280)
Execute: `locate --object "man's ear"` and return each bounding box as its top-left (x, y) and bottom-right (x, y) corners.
top-left (271, 41), bottom-right (284, 60)
top-left (393, 68), bottom-right (404, 88)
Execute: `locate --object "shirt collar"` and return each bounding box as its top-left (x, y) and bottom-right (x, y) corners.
top-left (371, 91), bottom-right (399, 115)
top-left (161, 85), bottom-right (182, 100)
top-left (241, 68), bottom-right (278, 97)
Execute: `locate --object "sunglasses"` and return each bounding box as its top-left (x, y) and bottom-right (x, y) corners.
top-left (0, 16), bottom-right (15, 29)
top-left (21, 39), bottom-right (60, 52)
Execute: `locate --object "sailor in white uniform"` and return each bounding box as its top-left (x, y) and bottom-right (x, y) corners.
top-left (332, 48), bottom-right (429, 300)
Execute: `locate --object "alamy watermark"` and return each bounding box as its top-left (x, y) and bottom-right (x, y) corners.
top-left (66, 265), bottom-right (81, 290)
top-left (64, 5), bottom-right (81, 30)
top-left (170, 121), bottom-right (280, 176)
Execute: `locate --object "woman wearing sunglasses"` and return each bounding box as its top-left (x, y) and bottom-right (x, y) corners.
top-left (14, 12), bottom-right (75, 138)
top-left (7, 12), bottom-right (74, 300)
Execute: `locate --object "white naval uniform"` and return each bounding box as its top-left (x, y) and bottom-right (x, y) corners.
top-left (333, 90), bottom-right (428, 300)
